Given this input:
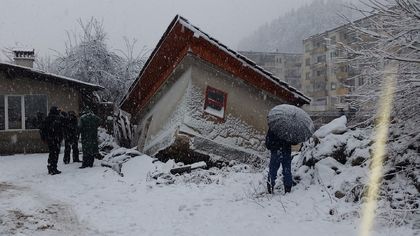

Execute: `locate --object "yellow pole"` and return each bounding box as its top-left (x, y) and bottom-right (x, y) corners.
top-left (359, 63), bottom-right (397, 236)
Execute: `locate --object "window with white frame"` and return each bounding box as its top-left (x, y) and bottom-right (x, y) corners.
top-left (0, 94), bottom-right (48, 130)
top-left (204, 86), bottom-right (227, 119)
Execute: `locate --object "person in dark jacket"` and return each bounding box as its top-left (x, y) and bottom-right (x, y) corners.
top-left (79, 108), bottom-right (100, 168)
top-left (63, 111), bottom-right (81, 164)
top-left (40, 106), bottom-right (63, 175)
top-left (265, 128), bottom-right (293, 194)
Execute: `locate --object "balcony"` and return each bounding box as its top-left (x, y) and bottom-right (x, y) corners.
top-left (312, 46), bottom-right (327, 54)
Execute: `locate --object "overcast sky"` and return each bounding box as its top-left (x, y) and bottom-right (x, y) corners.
top-left (0, 0), bottom-right (312, 60)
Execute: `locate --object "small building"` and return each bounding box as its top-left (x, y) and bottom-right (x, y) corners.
top-left (0, 49), bottom-right (103, 154)
top-left (120, 16), bottom-right (310, 164)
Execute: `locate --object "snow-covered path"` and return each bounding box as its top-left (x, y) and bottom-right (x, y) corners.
top-left (0, 154), bottom-right (414, 235)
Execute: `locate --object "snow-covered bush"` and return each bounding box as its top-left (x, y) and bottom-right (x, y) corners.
top-left (297, 116), bottom-right (419, 226)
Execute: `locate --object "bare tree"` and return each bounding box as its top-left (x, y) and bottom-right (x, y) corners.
top-left (34, 55), bottom-right (56, 72)
top-left (115, 37), bottom-right (149, 101)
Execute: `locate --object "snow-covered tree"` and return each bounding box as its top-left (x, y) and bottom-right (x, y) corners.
top-left (337, 0), bottom-right (420, 224)
top-left (54, 18), bottom-right (147, 102)
top-left (344, 0), bottom-right (419, 126)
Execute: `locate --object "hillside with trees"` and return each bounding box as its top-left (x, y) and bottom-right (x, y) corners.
top-left (238, 0), bottom-right (362, 53)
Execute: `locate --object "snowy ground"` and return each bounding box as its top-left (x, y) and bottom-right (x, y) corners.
top-left (0, 153), bottom-right (415, 236)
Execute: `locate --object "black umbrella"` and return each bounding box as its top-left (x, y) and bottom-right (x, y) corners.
top-left (267, 104), bottom-right (314, 144)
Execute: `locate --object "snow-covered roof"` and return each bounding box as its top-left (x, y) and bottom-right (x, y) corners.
top-left (176, 16), bottom-right (310, 103)
top-left (0, 62), bottom-right (104, 90)
top-left (12, 47), bottom-right (35, 52)
top-left (120, 15), bottom-right (311, 113)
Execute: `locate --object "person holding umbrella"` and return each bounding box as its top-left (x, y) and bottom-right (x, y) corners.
top-left (266, 104), bottom-right (314, 194)
top-left (266, 128), bottom-right (292, 194)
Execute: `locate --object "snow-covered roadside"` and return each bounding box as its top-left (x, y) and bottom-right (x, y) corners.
top-left (0, 153), bottom-right (414, 236)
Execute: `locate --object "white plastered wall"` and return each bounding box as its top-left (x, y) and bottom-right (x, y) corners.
top-left (135, 66), bottom-right (192, 152)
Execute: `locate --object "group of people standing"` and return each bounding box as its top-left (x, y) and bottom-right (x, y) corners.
top-left (40, 106), bottom-right (100, 175)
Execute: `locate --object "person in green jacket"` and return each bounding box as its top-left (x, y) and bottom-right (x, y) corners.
top-left (79, 107), bottom-right (101, 168)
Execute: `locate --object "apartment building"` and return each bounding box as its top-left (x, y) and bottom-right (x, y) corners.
top-left (302, 16), bottom-right (376, 112)
top-left (239, 51), bottom-right (303, 90)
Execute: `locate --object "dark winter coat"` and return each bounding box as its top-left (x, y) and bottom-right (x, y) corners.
top-left (265, 128), bottom-right (291, 152)
top-left (64, 112), bottom-right (79, 142)
top-left (40, 107), bottom-right (63, 144)
top-left (80, 111), bottom-right (100, 156)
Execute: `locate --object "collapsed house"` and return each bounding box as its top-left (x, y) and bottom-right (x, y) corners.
top-left (120, 15), bottom-right (310, 165)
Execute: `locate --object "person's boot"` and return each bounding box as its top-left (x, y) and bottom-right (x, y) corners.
top-left (49, 169), bottom-right (61, 175)
top-left (284, 186), bottom-right (291, 194)
top-left (48, 165), bottom-right (55, 175)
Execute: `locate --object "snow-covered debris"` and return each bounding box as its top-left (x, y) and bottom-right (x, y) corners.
top-left (170, 161), bottom-right (207, 174)
top-left (101, 147), bottom-right (143, 175)
top-left (314, 115), bottom-right (347, 138)
top-left (119, 155), bottom-right (156, 182)
top-left (300, 127), bottom-right (371, 166)
top-left (98, 127), bottom-right (119, 156)
top-left (115, 154), bottom-right (249, 186)
top-left (190, 161), bottom-right (207, 169)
